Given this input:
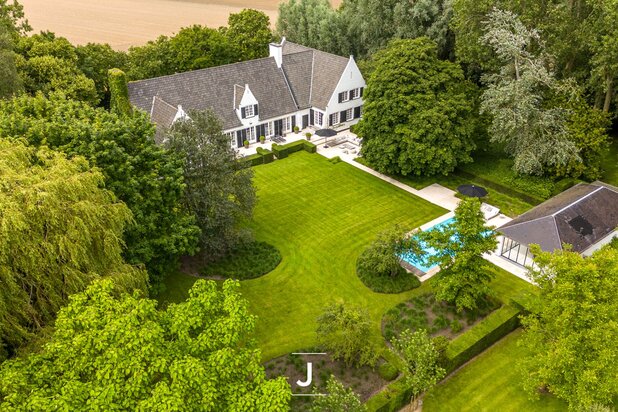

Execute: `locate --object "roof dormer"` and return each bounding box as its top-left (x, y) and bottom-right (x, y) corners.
top-left (235, 84), bottom-right (259, 122)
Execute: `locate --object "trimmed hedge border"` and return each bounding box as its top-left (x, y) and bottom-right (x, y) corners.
top-left (444, 304), bottom-right (520, 373)
top-left (272, 140), bottom-right (317, 159)
top-left (241, 148), bottom-right (274, 166)
top-left (365, 304), bottom-right (522, 411)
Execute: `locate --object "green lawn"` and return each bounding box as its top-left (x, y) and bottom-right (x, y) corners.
top-left (601, 136), bottom-right (618, 186)
top-left (162, 151), bottom-right (446, 359)
top-left (423, 329), bottom-right (567, 412)
top-left (159, 151), bottom-right (535, 362)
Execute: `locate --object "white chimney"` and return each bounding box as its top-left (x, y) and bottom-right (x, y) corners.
top-left (269, 37), bottom-right (286, 68)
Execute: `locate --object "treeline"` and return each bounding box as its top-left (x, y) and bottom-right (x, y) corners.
top-left (0, 7), bottom-right (272, 106)
top-left (278, 0), bottom-right (617, 179)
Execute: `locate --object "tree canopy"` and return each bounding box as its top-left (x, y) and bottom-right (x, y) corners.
top-left (520, 245), bottom-right (618, 410)
top-left (311, 375), bottom-right (366, 411)
top-left (0, 93), bottom-right (199, 291)
top-left (0, 139), bottom-right (146, 355)
top-left (358, 38), bottom-right (478, 177)
top-left (316, 303), bottom-right (378, 367)
top-left (416, 198), bottom-right (497, 311)
top-left (0, 278), bottom-right (291, 410)
top-left (166, 110), bottom-right (255, 260)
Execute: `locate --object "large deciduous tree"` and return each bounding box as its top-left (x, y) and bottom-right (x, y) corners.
top-left (14, 32), bottom-right (99, 105)
top-left (0, 139), bottom-right (146, 355)
top-left (358, 38), bottom-right (478, 177)
top-left (416, 198), bottom-right (497, 311)
top-left (392, 329), bottom-right (445, 409)
top-left (480, 8), bottom-right (580, 176)
top-left (226, 9), bottom-right (273, 61)
top-left (166, 110), bottom-right (255, 260)
top-left (0, 278), bottom-right (291, 410)
top-left (0, 27), bottom-right (21, 98)
top-left (357, 225), bottom-right (407, 277)
top-left (316, 303), bottom-right (378, 367)
top-left (520, 245), bottom-right (618, 410)
top-left (0, 94), bottom-right (199, 291)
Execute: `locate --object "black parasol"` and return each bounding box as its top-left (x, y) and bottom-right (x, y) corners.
top-left (457, 184), bottom-right (488, 198)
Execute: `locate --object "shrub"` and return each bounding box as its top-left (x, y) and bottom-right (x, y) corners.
top-left (329, 156), bottom-right (342, 164)
top-left (271, 143), bottom-right (288, 159)
top-left (200, 241), bottom-right (281, 280)
top-left (378, 361), bottom-right (399, 381)
top-left (365, 378), bottom-right (413, 412)
top-left (305, 132), bottom-right (312, 140)
top-left (293, 125), bottom-right (299, 133)
top-left (259, 135), bottom-right (265, 143)
top-left (450, 319), bottom-right (462, 333)
top-left (357, 257), bottom-right (420, 294)
top-left (255, 147), bottom-right (274, 163)
top-left (243, 139), bottom-right (249, 148)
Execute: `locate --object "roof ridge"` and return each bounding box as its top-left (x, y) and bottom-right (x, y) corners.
top-left (550, 186), bottom-right (605, 217)
top-left (128, 56), bottom-right (277, 84)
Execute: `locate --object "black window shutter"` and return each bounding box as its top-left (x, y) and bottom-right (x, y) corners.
top-left (360, 87), bottom-right (364, 97)
top-left (340, 110), bottom-right (347, 122)
top-left (354, 106), bottom-right (361, 119)
top-left (310, 109), bottom-right (315, 125)
top-left (254, 104), bottom-right (259, 116)
top-left (329, 114), bottom-right (334, 126)
top-left (241, 107), bottom-right (246, 118)
top-left (338, 92), bottom-right (344, 103)
top-left (292, 115), bottom-right (296, 128)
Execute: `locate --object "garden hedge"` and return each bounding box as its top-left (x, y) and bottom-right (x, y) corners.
top-left (365, 305), bottom-right (523, 411)
top-left (444, 305), bottom-right (521, 373)
top-left (272, 140), bottom-right (317, 159)
top-left (242, 148), bottom-right (273, 166)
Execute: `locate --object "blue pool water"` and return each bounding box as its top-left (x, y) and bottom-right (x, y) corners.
top-left (400, 217), bottom-right (456, 273)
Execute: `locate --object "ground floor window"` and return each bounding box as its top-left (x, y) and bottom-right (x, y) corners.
top-left (329, 112), bottom-right (339, 126)
top-left (283, 116), bottom-right (292, 132)
top-left (314, 111), bottom-right (323, 127)
top-left (226, 131), bottom-right (235, 147)
top-left (248, 126), bottom-right (256, 142)
top-left (499, 237), bottom-right (534, 266)
top-left (346, 108), bottom-right (354, 122)
top-left (264, 122), bottom-right (272, 137)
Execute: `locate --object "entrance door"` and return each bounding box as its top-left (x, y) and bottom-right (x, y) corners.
top-left (274, 119), bottom-right (283, 136)
top-left (302, 115), bottom-right (309, 129)
top-left (236, 129), bottom-right (247, 147)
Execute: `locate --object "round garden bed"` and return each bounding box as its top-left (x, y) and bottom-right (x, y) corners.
top-left (356, 258), bottom-right (421, 294)
top-left (200, 241), bottom-right (281, 280)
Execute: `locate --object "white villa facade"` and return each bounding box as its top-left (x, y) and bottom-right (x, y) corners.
top-left (127, 38), bottom-right (366, 148)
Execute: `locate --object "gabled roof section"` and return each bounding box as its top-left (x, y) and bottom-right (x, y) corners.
top-left (281, 40), bottom-right (350, 110)
top-left (233, 84), bottom-right (245, 108)
top-left (150, 96), bottom-right (177, 145)
top-left (498, 182), bottom-right (618, 253)
top-left (128, 57), bottom-right (298, 130)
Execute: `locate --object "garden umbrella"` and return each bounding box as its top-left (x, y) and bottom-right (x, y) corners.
top-left (314, 128), bottom-right (337, 146)
top-left (457, 184), bottom-right (488, 198)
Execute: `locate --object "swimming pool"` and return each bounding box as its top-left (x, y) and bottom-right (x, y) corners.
top-left (400, 217), bottom-right (456, 273)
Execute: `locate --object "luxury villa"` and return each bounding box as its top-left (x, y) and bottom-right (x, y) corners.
top-left (127, 38), bottom-right (366, 147)
top-left (497, 181), bottom-right (618, 266)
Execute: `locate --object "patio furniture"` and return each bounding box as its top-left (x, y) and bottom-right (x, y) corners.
top-left (457, 184), bottom-right (488, 198)
top-left (481, 203), bottom-right (500, 220)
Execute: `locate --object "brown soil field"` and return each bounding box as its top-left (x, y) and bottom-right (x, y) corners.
top-left (20, 0), bottom-right (340, 50)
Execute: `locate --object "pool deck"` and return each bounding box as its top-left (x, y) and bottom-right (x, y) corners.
top-left (312, 133), bottom-right (533, 284)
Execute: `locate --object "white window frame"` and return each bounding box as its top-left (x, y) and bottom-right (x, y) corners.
top-left (283, 116), bottom-right (292, 132)
top-left (226, 132), bottom-right (235, 147)
top-left (346, 108), bottom-right (354, 122)
top-left (244, 105), bottom-right (254, 118)
top-left (314, 111), bottom-right (323, 127)
top-left (341, 90), bottom-right (349, 102)
top-left (351, 88), bottom-right (360, 99)
top-left (247, 127), bottom-right (255, 142)
top-left (331, 112), bottom-right (339, 126)
top-left (264, 122), bottom-right (271, 137)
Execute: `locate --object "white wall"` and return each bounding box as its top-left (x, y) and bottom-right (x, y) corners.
top-left (582, 230), bottom-right (618, 256)
top-left (324, 56), bottom-right (366, 127)
top-left (236, 85), bottom-right (260, 129)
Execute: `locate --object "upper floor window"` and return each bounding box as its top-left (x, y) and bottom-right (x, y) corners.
top-left (338, 91), bottom-right (349, 103)
top-left (350, 88), bottom-right (361, 99)
top-left (241, 104), bottom-right (258, 119)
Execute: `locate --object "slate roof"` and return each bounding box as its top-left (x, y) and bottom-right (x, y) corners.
top-left (128, 57), bottom-right (298, 130)
top-left (498, 182), bottom-right (618, 253)
top-left (150, 96), bottom-right (177, 144)
top-left (127, 39), bottom-right (352, 133)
